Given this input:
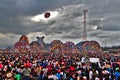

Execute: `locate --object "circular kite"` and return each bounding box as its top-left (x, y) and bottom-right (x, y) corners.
top-left (44, 12), bottom-right (50, 18)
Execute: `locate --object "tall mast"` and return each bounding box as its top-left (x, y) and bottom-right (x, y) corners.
top-left (83, 9), bottom-right (88, 41)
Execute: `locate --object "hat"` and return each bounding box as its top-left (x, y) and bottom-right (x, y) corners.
top-left (57, 69), bottom-right (61, 73)
top-left (6, 72), bottom-right (12, 77)
top-left (83, 76), bottom-right (87, 80)
top-left (116, 67), bottom-right (119, 71)
top-left (95, 77), bottom-right (100, 80)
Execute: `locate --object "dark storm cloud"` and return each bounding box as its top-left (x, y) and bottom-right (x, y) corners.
top-left (100, 17), bottom-right (120, 31)
top-left (61, 30), bottom-right (83, 39)
top-left (0, 0), bottom-right (62, 34)
top-left (88, 19), bottom-right (102, 25)
top-left (0, 0), bottom-right (120, 48)
top-left (89, 31), bottom-right (110, 39)
top-left (0, 0), bottom-right (82, 35)
top-left (102, 25), bottom-right (120, 31)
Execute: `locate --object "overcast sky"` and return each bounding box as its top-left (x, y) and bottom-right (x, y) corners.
top-left (0, 0), bottom-right (120, 48)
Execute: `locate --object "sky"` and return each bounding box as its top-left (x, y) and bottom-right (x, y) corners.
top-left (0, 0), bottom-right (120, 48)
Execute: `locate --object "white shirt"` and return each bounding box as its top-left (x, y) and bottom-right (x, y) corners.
top-left (48, 75), bottom-right (58, 80)
top-left (89, 70), bottom-right (93, 79)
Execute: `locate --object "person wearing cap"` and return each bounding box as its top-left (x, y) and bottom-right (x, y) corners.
top-left (6, 72), bottom-right (14, 80)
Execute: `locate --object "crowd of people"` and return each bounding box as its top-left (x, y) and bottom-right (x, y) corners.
top-left (0, 52), bottom-right (120, 80)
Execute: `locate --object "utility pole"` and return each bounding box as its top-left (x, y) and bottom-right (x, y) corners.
top-left (83, 9), bottom-right (88, 41)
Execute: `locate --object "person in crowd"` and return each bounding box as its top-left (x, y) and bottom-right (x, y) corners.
top-left (22, 65), bottom-right (31, 80)
top-left (115, 68), bottom-right (120, 80)
top-left (0, 51), bottom-right (120, 80)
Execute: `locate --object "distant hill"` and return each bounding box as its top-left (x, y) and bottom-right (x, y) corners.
top-left (103, 46), bottom-right (120, 51)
